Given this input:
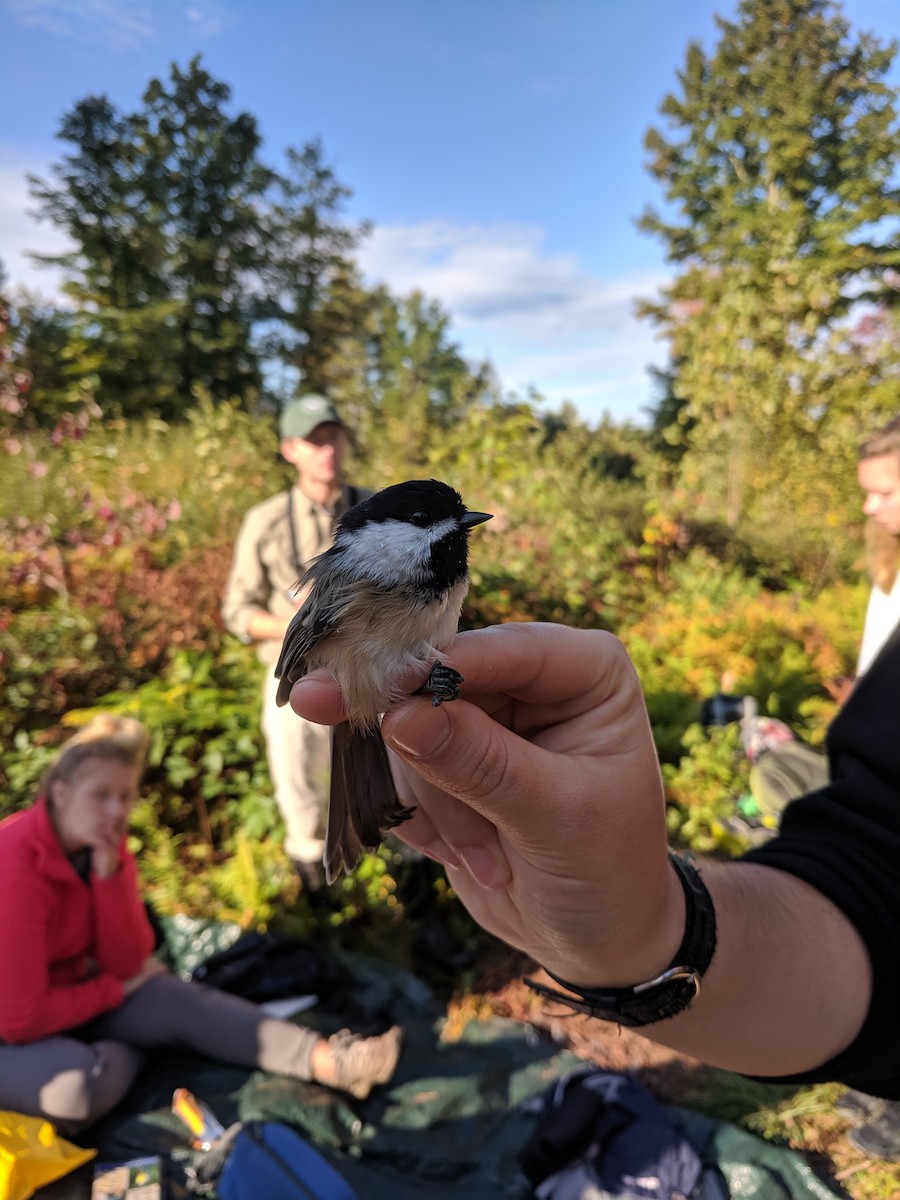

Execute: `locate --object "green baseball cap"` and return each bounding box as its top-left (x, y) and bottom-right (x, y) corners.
top-left (279, 394), bottom-right (343, 440)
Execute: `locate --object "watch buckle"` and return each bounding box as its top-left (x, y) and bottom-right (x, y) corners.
top-left (633, 965), bottom-right (701, 998)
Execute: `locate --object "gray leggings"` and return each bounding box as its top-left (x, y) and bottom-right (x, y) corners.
top-left (0, 974), bottom-right (321, 1135)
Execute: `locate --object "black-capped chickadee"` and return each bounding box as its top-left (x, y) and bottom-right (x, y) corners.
top-left (274, 479), bottom-right (492, 883)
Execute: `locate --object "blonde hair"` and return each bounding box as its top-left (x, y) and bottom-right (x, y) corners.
top-left (39, 715), bottom-right (150, 800)
top-left (859, 417), bottom-right (900, 594)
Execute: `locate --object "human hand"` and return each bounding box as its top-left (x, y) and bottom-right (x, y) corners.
top-left (121, 956), bottom-right (169, 997)
top-left (91, 837), bottom-right (123, 881)
top-left (289, 623), bottom-right (684, 989)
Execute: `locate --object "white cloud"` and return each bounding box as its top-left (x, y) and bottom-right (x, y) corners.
top-left (0, 159), bottom-right (72, 299)
top-left (7, 0), bottom-right (159, 53)
top-left (359, 220), bottom-right (671, 423)
top-left (359, 220), bottom-right (667, 335)
top-left (182, 1), bottom-right (231, 39)
top-left (5, 0), bottom-right (231, 52)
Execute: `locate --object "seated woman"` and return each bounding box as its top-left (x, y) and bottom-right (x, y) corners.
top-left (0, 715), bottom-right (402, 1134)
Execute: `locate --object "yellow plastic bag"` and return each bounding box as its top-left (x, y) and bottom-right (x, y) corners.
top-left (0, 1111), bottom-right (95, 1200)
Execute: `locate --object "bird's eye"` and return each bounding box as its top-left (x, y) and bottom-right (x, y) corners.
top-left (410, 510), bottom-right (431, 527)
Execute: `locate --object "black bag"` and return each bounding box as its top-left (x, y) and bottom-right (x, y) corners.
top-left (191, 932), bottom-right (346, 1003)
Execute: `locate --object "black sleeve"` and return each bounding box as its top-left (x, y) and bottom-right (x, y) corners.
top-left (740, 621), bottom-right (900, 1097)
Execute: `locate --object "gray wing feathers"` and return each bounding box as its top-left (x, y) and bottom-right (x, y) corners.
top-left (274, 558), bottom-right (352, 706)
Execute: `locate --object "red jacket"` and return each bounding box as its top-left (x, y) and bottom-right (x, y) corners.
top-left (0, 799), bottom-right (155, 1044)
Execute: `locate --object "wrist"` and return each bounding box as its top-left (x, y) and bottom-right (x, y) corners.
top-left (545, 848), bottom-right (686, 990)
top-left (528, 854), bottom-right (717, 1027)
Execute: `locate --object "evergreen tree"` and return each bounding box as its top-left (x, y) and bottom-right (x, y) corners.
top-left (29, 57), bottom-right (270, 418)
top-left (10, 297), bottom-right (80, 425)
top-left (638, 0), bottom-right (900, 525)
top-left (360, 288), bottom-right (492, 470)
top-left (258, 140), bottom-right (370, 400)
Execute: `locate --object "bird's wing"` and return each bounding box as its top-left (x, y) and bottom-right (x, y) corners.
top-left (273, 559), bottom-right (354, 706)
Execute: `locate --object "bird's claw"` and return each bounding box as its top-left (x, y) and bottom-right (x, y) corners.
top-left (416, 661), bottom-right (464, 706)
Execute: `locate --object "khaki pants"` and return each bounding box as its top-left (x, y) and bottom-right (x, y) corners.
top-left (261, 667), bottom-right (330, 865)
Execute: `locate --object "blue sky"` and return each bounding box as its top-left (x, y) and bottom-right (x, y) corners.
top-left (1, 0), bottom-right (898, 425)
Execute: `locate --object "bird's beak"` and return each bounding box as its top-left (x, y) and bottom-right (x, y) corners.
top-left (461, 511), bottom-right (492, 529)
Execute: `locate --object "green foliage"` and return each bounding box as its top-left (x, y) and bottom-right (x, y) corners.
top-left (256, 138), bottom-right (369, 399)
top-left (139, 825), bottom-right (290, 928)
top-left (19, 57), bottom-right (490, 440)
top-left (0, 602), bottom-right (126, 793)
top-left (0, 393), bottom-right (873, 917)
top-left (29, 58), bottom-right (270, 416)
top-left (66, 644), bottom-right (276, 849)
top-left (15, 55), bottom-right (502, 451)
top-left (639, 0), bottom-right (900, 527)
top-left (663, 722), bottom-right (752, 856)
top-left (612, 560), bottom-right (863, 855)
top-left (624, 566), bottom-right (854, 763)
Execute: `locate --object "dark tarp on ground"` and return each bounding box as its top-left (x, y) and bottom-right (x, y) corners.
top-left (34, 929), bottom-right (851, 1200)
top-left (37, 948), bottom-right (586, 1200)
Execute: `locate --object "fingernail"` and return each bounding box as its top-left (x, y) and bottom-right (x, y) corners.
top-left (423, 838), bottom-right (461, 869)
top-left (385, 702), bottom-right (452, 758)
top-left (458, 846), bottom-right (509, 890)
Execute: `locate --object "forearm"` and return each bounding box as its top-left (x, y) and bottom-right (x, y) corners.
top-left (286, 623), bottom-right (879, 1084)
top-left (624, 860), bottom-right (871, 1077)
top-left (0, 975), bottom-right (124, 1042)
top-left (92, 857), bottom-right (156, 978)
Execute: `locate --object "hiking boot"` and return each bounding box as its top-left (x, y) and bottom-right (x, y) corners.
top-left (848, 1099), bottom-right (900, 1161)
top-left (835, 1089), bottom-right (883, 1123)
top-left (325, 1026), bottom-right (404, 1099)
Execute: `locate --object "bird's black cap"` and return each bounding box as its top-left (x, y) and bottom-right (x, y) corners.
top-left (339, 479), bottom-right (486, 533)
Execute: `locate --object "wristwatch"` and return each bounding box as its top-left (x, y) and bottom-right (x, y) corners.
top-left (525, 853), bottom-right (717, 1028)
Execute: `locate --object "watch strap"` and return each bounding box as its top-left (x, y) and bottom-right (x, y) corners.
top-left (525, 853), bottom-right (716, 1028)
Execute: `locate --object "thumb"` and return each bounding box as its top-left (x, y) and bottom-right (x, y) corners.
top-left (382, 694), bottom-right (584, 849)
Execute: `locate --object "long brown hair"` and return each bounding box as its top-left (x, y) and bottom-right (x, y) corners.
top-left (859, 417), bottom-right (900, 594)
top-left (38, 715), bottom-right (150, 801)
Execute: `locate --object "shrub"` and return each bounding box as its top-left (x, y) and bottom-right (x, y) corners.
top-left (1, 400), bottom-right (875, 927)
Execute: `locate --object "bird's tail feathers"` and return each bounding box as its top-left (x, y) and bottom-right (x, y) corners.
top-left (324, 723), bottom-right (416, 884)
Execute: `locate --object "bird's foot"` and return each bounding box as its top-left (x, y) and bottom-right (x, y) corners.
top-left (417, 661), bottom-right (464, 707)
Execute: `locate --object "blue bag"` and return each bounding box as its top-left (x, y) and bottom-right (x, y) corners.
top-left (216, 1120), bottom-right (358, 1200)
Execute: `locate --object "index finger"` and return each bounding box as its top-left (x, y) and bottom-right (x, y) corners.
top-left (289, 622), bottom-right (630, 725)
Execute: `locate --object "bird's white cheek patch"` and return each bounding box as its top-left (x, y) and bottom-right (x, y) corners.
top-left (336, 517), bottom-right (457, 585)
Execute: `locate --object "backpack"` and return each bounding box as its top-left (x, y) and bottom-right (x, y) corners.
top-left (518, 1068), bottom-right (718, 1200)
top-left (190, 1121), bottom-right (358, 1200)
top-left (748, 741), bottom-right (830, 823)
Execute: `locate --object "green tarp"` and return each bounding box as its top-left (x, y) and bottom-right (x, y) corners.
top-left (34, 926), bottom-right (848, 1200)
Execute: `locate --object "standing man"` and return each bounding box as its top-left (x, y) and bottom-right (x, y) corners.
top-left (222, 395), bottom-right (372, 894)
